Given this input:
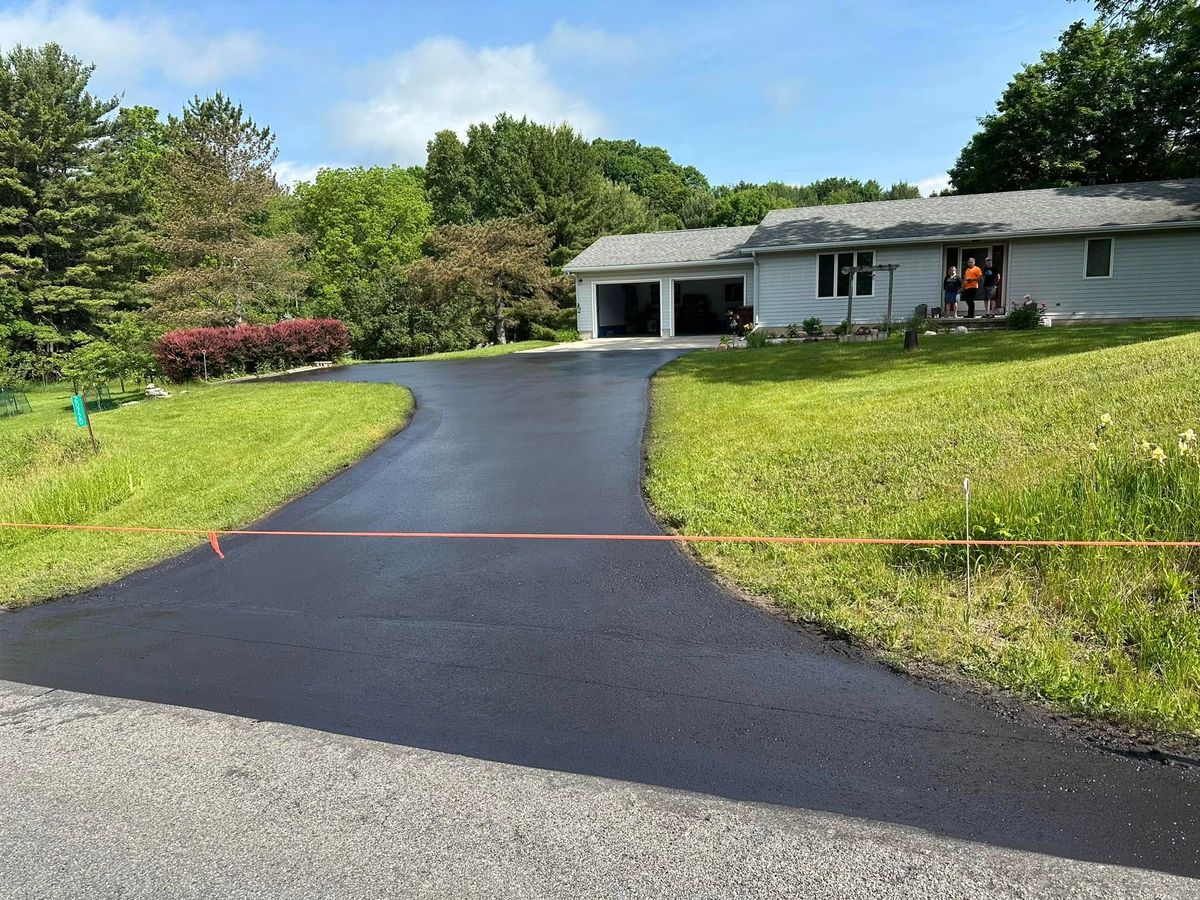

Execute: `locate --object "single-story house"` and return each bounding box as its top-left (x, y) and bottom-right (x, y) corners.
top-left (564, 179), bottom-right (1200, 337)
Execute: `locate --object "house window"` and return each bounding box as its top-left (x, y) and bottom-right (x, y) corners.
top-left (1084, 238), bottom-right (1114, 278)
top-left (817, 250), bottom-right (875, 298)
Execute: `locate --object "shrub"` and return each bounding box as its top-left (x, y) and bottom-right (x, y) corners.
top-left (905, 311), bottom-right (930, 333)
top-left (785, 323), bottom-right (801, 339)
top-left (1008, 301), bottom-right (1045, 330)
top-left (832, 319), bottom-right (852, 336)
top-left (802, 317), bottom-right (823, 336)
top-left (154, 319), bottom-right (349, 382)
top-left (553, 328), bottom-right (580, 342)
top-left (744, 328), bottom-right (770, 349)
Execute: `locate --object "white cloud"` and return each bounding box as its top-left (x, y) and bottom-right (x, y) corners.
top-left (0, 1), bottom-right (261, 85)
top-left (542, 20), bottom-right (638, 66)
top-left (917, 173), bottom-right (952, 196)
top-left (273, 160), bottom-right (326, 188)
top-left (334, 35), bottom-right (604, 164)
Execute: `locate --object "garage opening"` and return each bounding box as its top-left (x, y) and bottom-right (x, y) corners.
top-left (595, 282), bottom-right (660, 337)
top-left (673, 277), bottom-right (748, 335)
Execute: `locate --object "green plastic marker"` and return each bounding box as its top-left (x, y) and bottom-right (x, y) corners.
top-left (71, 394), bottom-right (98, 452)
top-left (71, 394), bottom-right (87, 427)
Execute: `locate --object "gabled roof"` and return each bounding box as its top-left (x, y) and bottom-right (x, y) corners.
top-left (744, 179), bottom-right (1200, 251)
top-left (564, 225), bottom-right (757, 271)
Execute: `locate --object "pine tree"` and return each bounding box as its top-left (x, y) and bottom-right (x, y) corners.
top-left (145, 93), bottom-right (305, 326)
top-left (0, 44), bottom-right (138, 359)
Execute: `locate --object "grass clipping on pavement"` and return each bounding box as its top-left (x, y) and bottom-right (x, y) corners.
top-left (0, 381), bottom-right (412, 608)
top-left (646, 324), bottom-right (1200, 736)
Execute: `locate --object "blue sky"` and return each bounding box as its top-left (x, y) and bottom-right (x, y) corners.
top-left (0, 0), bottom-right (1091, 193)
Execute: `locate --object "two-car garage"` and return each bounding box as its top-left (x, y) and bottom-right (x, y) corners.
top-left (566, 226), bottom-right (759, 340)
top-left (592, 276), bottom-right (748, 338)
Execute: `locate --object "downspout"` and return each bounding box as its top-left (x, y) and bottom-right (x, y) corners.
top-left (751, 251), bottom-right (760, 325)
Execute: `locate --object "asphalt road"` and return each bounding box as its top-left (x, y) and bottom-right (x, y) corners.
top-left (1, 349), bottom-right (1198, 880)
top-left (5, 682), bottom-right (1196, 900)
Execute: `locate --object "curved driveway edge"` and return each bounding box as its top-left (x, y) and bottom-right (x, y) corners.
top-left (0, 350), bottom-right (1198, 878)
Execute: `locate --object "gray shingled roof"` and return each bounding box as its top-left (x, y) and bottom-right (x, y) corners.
top-left (744, 179), bottom-right (1200, 250)
top-left (565, 225), bottom-right (757, 270)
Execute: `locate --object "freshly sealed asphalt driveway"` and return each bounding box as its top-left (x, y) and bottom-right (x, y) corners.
top-left (1, 349), bottom-right (1198, 877)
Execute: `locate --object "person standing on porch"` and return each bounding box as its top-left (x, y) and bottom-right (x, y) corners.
top-left (961, 258), bottom-right (983, 318)
top-left (943, 265), bottom-right (961, 317)
top-left (983, 256), bottom-right (1002, 314)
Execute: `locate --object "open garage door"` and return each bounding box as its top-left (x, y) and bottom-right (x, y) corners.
top-left (595, 282), bottom-right (661, 337)
top-left (673, 276), bottom-right (747, 335)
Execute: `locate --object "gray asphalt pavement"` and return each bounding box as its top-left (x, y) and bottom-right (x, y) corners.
top-left (3, 681), bottom-right (1196, 900)
top-left (0, 349), bottom-right (1198, 889)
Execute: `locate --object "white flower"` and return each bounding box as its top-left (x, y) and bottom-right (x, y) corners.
top-left (1179, 428), bottom-right (1197, 444)
top-left (1099, 413), bottom-right (1112, 428)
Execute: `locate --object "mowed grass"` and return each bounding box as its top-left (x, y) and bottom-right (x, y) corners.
top-left (647, 324), bottom-right (1200, 735)
top-left (357, 340), bottom-right (555, 363)
top-left (0, 381), bottom-right (412, 607)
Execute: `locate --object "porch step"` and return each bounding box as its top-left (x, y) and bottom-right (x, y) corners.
top-left (928, 314), bottom-right (1009, 329)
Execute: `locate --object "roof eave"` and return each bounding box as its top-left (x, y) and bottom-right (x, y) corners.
top-left (741, 219), bottom-right (1200, 254)
top-left (563, 257), bottom-right (754, 274)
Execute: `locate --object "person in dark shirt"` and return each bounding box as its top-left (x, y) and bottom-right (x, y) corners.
top-left (983, 256), bottom-right (1002, 313)
top-left (943, 266), bottom-right (961, 317)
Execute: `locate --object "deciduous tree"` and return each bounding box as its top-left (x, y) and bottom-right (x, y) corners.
top-left (292, 166), bottom-right (431, 337)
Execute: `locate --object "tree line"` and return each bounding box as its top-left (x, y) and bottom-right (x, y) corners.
top-left (949, 0), bottom-right (1198, 192)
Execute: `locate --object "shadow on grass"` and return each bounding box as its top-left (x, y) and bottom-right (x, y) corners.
top-left (669, 323), bottom-right (1200, 387)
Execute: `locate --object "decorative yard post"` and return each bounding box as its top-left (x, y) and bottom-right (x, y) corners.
top-left (843, 265), bottom-right (855, 332)
top-left (841, 263), bottom-right (900, 337)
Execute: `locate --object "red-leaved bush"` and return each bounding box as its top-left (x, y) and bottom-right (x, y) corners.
top-left (154, 319), bottom-right (350, 382)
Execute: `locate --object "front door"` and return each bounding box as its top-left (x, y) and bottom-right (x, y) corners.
top-left (944, 244), bottom-right (1007, 312)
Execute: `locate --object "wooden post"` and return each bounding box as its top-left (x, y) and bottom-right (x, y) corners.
top-left (83, 400), bottom-right (98, 454)
top-left (845, 268), bottom-right (855, 335)
top-left (885, 267), bottom-right (895, 336)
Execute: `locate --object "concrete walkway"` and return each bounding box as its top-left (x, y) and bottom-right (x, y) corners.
top-left (520, 334), bottom-right (724, 352)
top-left (3, 682), bottom-right (1195, 900)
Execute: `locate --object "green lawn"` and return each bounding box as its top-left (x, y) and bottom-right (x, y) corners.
top-left (356, 340), bottom-right (555, 363)
top-left (647, 324), bottom-right (1200, 736)
top-left (0, 380), bottom-right (412, 607)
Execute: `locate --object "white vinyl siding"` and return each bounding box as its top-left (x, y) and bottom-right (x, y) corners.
top-left (757, 243), bottom-right (941, 327)
top-left (573, 262), bottom-right (755, 338)
top-left (1009, 229), bottom-right (1200, 320)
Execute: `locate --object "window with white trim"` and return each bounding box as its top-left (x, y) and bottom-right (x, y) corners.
top-left (817, 250), bottom-right (875, 298)
top-left (1084, 237), bottom-right (1114, 279)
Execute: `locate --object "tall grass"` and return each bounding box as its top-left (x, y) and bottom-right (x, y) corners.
top-left (0, 382), bottom-right (412, 607)
top-left (647, 324), bottom-right (1200, 735)
top-left (900, 418), bottom-right (1200, 729)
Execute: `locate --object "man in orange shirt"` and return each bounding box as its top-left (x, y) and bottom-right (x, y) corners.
top-left (961, 257), bottom-right (983, 318)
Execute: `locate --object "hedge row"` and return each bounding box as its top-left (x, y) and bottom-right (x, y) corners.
top-left (154, 319), bottom-right (350, 381)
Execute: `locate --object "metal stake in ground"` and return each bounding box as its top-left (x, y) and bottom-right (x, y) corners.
top-left (963, 476), bottom-right (972, 623)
